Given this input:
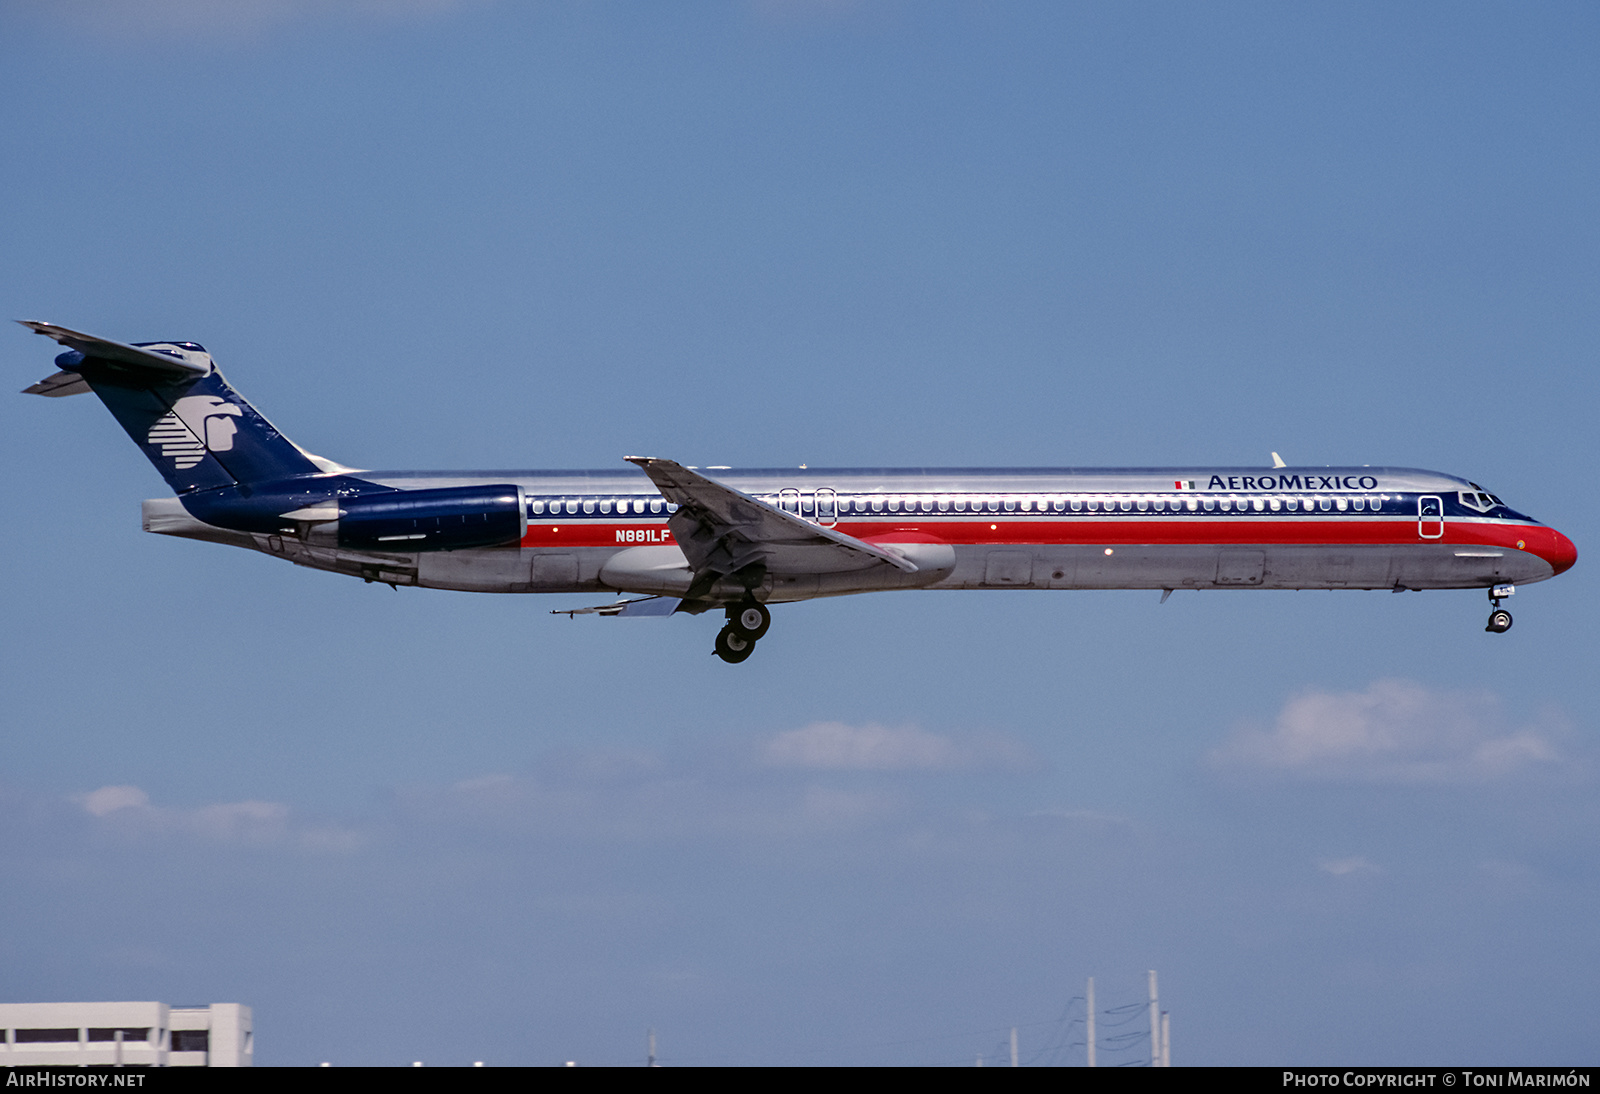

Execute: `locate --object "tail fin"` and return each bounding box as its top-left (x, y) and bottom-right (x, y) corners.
top-left (20, 321), bottom-right (325, 492)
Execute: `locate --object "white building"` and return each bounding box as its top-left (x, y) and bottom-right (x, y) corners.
top-left (0, 1002), bottom-right (251, 1067)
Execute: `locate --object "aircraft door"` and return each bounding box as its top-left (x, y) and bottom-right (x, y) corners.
top-left (778, 488), bottom-right (801, 516)
top-left (1418, 495), bottom-right (1444, 539)
top-left (815, 488), bottom-right (838, 527)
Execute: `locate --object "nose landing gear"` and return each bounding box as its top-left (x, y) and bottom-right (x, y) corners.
top-left (714, 599), bottom-right (772, 663)
top-left (1485, 584), bottom-right (1514, 634)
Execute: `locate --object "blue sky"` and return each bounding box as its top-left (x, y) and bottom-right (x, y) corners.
top-left (1, 0), bottom-right (1596, 1066)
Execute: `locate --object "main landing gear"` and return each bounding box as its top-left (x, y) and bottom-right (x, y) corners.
top-left (1485, 584), bottom-right (1514, 634)
top-left (714, 599), bottom-right (771, 664)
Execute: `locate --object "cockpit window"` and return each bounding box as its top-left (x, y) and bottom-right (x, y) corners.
top-left (1458, 490), bottom-right (1501, 513)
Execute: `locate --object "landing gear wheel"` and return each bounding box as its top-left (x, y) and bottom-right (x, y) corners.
top-left (715, 625), bottom-right (756, 663)
top-left (729, 600), bottom-right (771, 641)
top-left (1486, 609), bottom-right (1513, 634)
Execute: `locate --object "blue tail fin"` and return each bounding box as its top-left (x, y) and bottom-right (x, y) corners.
top-left (20, 322), bottom-right (323, 492)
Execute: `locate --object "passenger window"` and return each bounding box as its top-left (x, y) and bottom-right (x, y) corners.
top-left (920, 497), bottom-right (932, 513)
top-left (937, 497), bottom-right (950, 512)
top-left (1087, 499), bottom-right (1099, 512)
top-left (1318, 497), bottom-right (1331, 511)
top-left (1053, 498), bottom-right (1066, 512)
top-left (1070, 499), bottom-right (1083, 512)
top-left (1136, 498), bottom-right (1148, 512)
top-left (1370, 496), bottom-right (1382, 511)
top-left (650, 499), bottom-right (662, 514)
top-left (1219, 498), bottom-right (1232, 512)
top-left (531, 500), bottom-right (545, 515)
top-left (1352, 497), bottom-right (1365, 511)
top-left (583, 499), bottom-right (596, 514)
top-left (599, 500), bottom-right (612, 514)
top-left (1152, 498), bottom-right (1164, 512)
top-left (1186, 498), bottom-right (1199, 512)
top-left (566, 500), bottom-right (579, 514)
top-left (1269, 498), bottom-right (1281, 512)
top-left (1119, 498), bottom-right (1132, 512)
top-left (987, 498), bottom-right (1000, 512)
top-left (888, 498), bottom-right (901, 513)
top-left (1335, 497), bottom-right (1348, 512)
top-left (871, 498), bottom-right (884, 513)
top-left (954, 498), bottom-right (966, 512)
top-left (1202, 498), bottom-right (1215, 512)
top-left (1004, 499), bottom-right (1017, 512)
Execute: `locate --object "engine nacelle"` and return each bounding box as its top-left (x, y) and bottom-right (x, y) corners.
top-left (335, 484), bottom-right (526, 552)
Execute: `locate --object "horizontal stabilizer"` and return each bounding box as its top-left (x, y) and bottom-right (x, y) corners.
top-left (552, 596), bottom-right (683, 619)
top-left (17, 321), bottom-right (209, 381)
top-left (22, 370), bottom-right (93, 397)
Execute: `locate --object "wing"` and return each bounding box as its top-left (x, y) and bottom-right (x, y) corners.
top-left (626, 457), bottom-right (916, 598)
top-left (551, 595), bottom-right (683, 619)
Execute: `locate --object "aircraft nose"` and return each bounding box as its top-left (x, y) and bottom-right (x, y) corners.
top-left (1534, 526), bottom-right (1578, 576)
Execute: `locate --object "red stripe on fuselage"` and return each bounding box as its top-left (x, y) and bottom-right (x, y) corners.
top-left (519, 517), bottom-right (1537, 551)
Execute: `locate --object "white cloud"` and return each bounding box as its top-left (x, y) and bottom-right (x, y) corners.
top-left (1211, 679), bottom-right (1571, 783)
top-left (762, 722), bottom-right (1030, 772)
top-left (72, 784), bottom-right (362, 852)
top-left (78, 784), bottom-right (149, 816)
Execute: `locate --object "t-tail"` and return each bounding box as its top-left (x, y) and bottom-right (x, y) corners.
top-left (19, 321), bottom-right (330, 493)
top-left (21, 322), bottom-right (525, 553)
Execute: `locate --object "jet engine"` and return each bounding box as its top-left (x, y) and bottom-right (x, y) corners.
top-left (333, 484), bottom-right (526, 552)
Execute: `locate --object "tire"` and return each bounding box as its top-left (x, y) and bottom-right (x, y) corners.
top-left (715, 625), bottom-right (755, 663)
top-left (730, 601), bottom-right (771, 640)
top-left (1486, 609), bottom-right (1513, 634)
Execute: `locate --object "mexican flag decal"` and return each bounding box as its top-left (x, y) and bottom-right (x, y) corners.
top-left (1174, 479), bottom-right (1196, 490)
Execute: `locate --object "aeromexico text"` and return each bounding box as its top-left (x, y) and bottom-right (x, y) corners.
top-left (1203, 474), bottom-right (1381, 492)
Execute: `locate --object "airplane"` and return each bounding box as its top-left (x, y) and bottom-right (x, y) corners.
top-left (20, 321), bottom-right (1577, 663)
